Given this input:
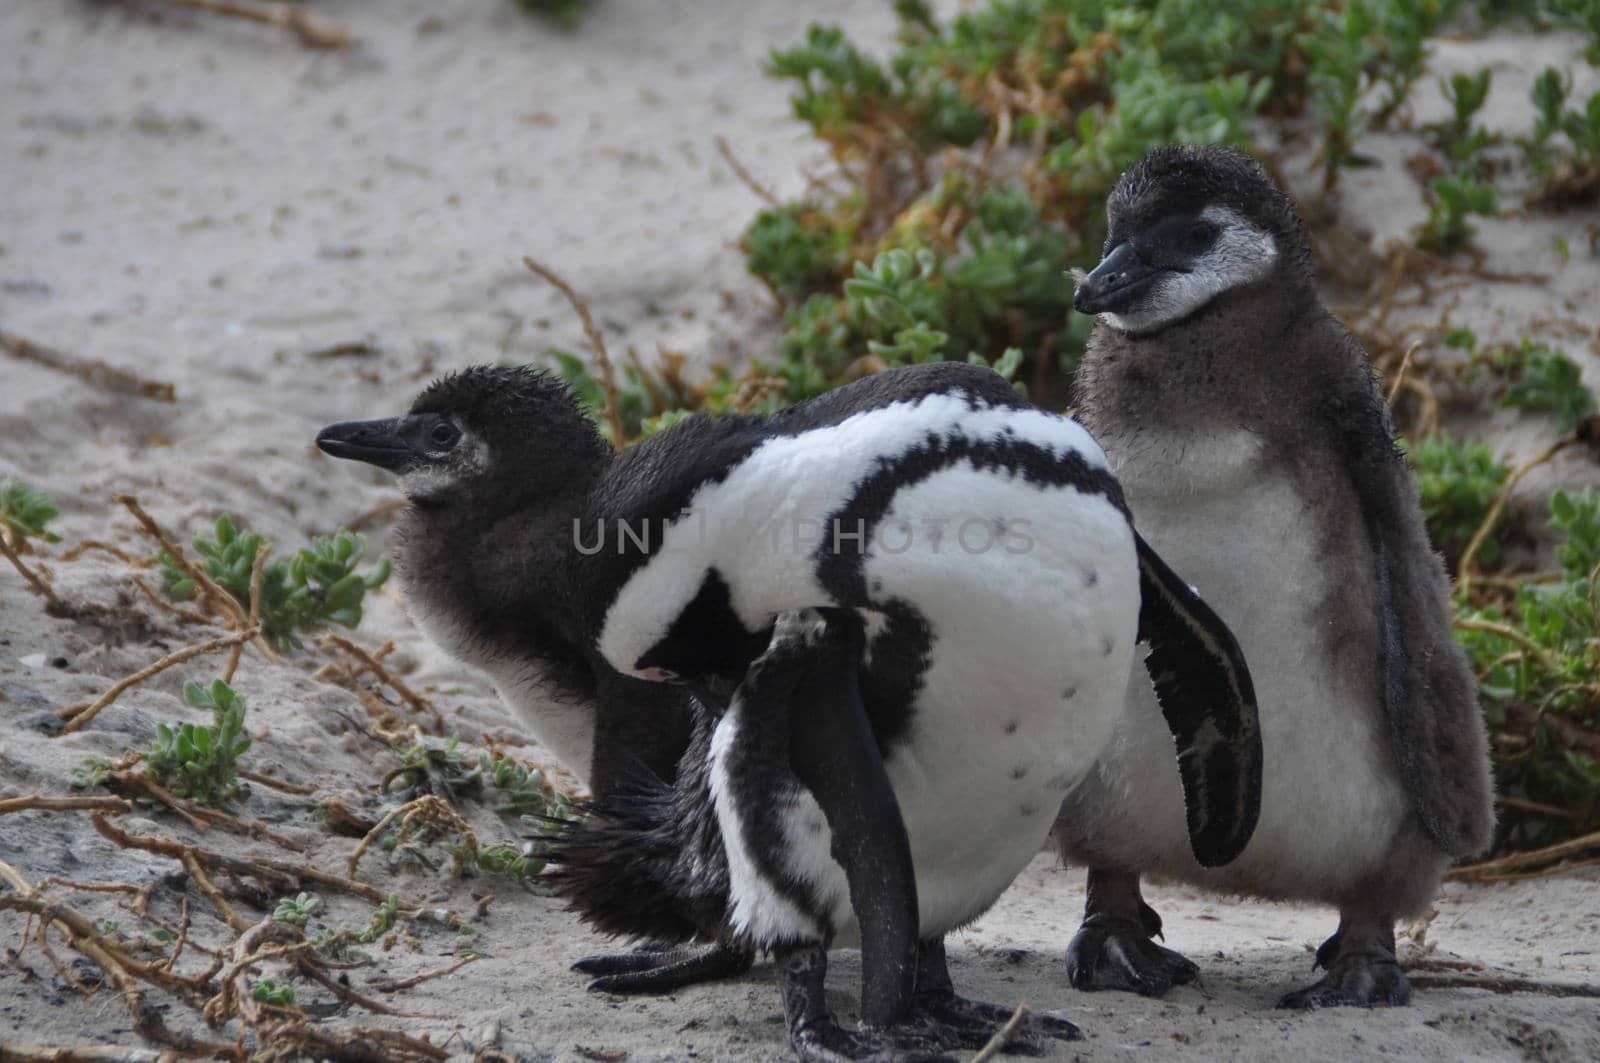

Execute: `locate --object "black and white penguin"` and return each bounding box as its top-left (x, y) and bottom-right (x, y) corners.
top-left (531, 361), bottom-right (1261, 1059)
top-left (1062, 144), bottom-right (1495, 1008)
top-left (322, 359), bottom-right (1262, 1058)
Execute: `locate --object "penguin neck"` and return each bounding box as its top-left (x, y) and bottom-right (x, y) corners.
top-left (1075, 271), bottom-right (1322, 442)
top-left (395, 476), bottom-right (599, 674)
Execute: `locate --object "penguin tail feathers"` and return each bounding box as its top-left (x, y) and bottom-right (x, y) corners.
top-left (539, 775), bottom-right (713, 944)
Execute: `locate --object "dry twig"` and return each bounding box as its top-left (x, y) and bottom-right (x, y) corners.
top-left (224, 543), bottom-right (271, 684)
top-left (715, 135), bottom-right (779, 206)
top-left (162, 0), bottom-right (352, 50)
top-left (348, 795), bottom-right (478, 879)
top-left (522, 257), bottom-right (628, 453)
top-left (0, 795), bottom-right (130, 817)
top-left (0, 534), bottom-right (62, 610)
top-left (969, 1004), bottom-right (1032, 1063)
top-left (371, 954), bottom-right (480, 993)
top-left (1456, 439), bottom-right (1574, 600)
top-left (89, 815), bottom-right (469, 930)
top-left (0, 859), bottom-right (231, 1053)
top-left (1447, 828), bottom-right (1600, 882)
top-left (0, 1039), bottom-right (174, 1062)
top-left (0, 330), bottom-right (176, 403)
top-left (55, 625), bottom-right (263, 734)
top-left (322, 634), bottom-right (445, 733)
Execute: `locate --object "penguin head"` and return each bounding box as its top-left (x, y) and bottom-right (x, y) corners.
top-left (1072, 145), bottom-right (1309, 336)
top-left (316, 364), bottom-right (609, 513)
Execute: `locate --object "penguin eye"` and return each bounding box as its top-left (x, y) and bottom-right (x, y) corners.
top-left (1182, 221), bottom-right (1217, 254)
top-left (429, 421), bottom-right (460, 449)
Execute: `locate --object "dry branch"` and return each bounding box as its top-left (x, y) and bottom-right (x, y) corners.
top-left (522, 257), bottom-right (628, 453)
top-left (1456, 439), bottom-right (1574, 600)
top-left (970, 1004), bottom-right (1032, 1063)
top-left (55, 626), bottom-right (263, 734)
top-left (237, 767), bottom-right (317, 796)
top-left (224, 544), bottom-right (270, 684)
top-left (0, 859), bottom-right (232, 1054)
top-left (715, 135), bottom-right (779, 206)
top-left (1407, 973), bottom-right (1600, 998)
top-left (88, 815), bottom-right (469, 930)
top-left (117, 496), bottom-right (250, 632)
top-left (371, 954), bottom-right (480, 993)
top-left (57, 540), bottom-right (143, 565)
top-left (0, 795), bottom-right (131, 816)
top-left (322, 634), bottom-right (445, 733)
top-left (348, 795), bottom-right (477, 879)
top-left (0, 1039), bottom-right (174, 1062)
top-left (1447, 829), bottom-right (1600, 882)
top-left (0, 534), bottom-right (62, 610)
top-left (162, 0), bottom-right (352, 50)
top-left (0, 331), bottom-right (176, 403)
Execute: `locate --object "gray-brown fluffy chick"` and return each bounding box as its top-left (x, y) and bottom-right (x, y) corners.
top-left (1058, 143), bottom-right (1493, 1009)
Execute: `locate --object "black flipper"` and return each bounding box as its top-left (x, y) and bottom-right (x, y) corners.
top-left (1133, 532), bottom-right (1263, 868)
top-left (779, 610), bottom-right (921, 1031)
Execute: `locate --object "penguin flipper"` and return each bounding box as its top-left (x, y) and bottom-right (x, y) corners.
top-left (1330, 363), bottom-right (1493, 858)
top-left (1134, 533), bottom-right (1263, 868)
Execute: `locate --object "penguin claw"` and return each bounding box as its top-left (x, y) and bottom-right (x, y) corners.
top-left (1276, 958), bottom-right (1411, 1009)
top-left (911, 992), bottom-right (1081, 1052)
top-left (1066, 914), bottom-right (1199, 996)
top-left (575, 941), bottom-right (754, 993)
top-left (790, 1018), bottom-right (955, 1063)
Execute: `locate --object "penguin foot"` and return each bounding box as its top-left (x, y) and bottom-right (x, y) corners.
top-left (1066, 913), bottom-right (1199, 996)
top-left (789, 1016), bottom-right (955, 1063)
top-left (1277, 919), bottom-right (1411, 1009)
top-left (1276, 957), bottom-right (1411, 1009)
top-left (909, 992), bottom-right (1081, 1054)
top-left (574, 940), bottom-right (754, 993)
top-left (909, 938), bottom-right (1079, 1054)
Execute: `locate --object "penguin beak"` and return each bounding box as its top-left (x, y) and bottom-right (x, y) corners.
top-left (316, 417), bottom-right (420, 472)
top-left (1073, 242), bottom-right (1158, 315)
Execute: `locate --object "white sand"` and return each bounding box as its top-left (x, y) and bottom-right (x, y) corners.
top-left (2, 2), bottom-right (1597, 1060)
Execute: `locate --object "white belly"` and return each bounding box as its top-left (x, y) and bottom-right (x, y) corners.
top-left (713, 467), bottom-right (1141, 947)
top-left (1058, 430), bottom-right (1408, 900)
top-left (406, 596), bottom-right (596, 788)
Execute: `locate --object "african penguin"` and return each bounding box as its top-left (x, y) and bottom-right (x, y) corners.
top-left (1061, 143), bottom-right (1494, 1009)
top-left (537, 360), bottom-right (1261, 1059)
top-left (316, 371), bottom-right (696, 797)
top-left (317, 369), bottom-right (757, 989)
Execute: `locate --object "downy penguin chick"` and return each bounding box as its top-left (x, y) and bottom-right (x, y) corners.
top-left (1061, 144), bottom-right (1494, 1008)
top-left (318, 367), bottom-right (751, 991)
top-left (315, 369), bottom-right (696, 796)
top-left (557, 361), bottom-right (1262, 1060)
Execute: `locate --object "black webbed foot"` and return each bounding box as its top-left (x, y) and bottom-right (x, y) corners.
top-left (574, 940), bottom-right (754, 993)
top-left (1277, 922), bottom-right (1411, 1009)
top-left (907, 994), bottom-right (1080, 1055)
top-left (781, 946), bottom-right (954, 1063)
top-left (1066, 912), bottom-right (1199, 996)
top-left (911, 939), bottom-right (1080, 1055)
top-left (1066, 869), bottom-right (1198, 997)
top-left (789, 1017), bottom-right (954, 1063)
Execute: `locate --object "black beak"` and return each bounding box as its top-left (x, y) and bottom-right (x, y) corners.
top-left (316, 417), bottom-right (417, 472)
top-left (1073, 242), bottom-right (1158, 315)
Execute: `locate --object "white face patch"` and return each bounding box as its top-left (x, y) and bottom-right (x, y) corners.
top-left (1100, 206), bottom-right (1277, 335)
top-left (400, 428), bottom-right (489, 502)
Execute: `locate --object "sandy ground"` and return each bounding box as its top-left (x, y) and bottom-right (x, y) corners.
top-left (2, 2), bottom-right (1599, 1060)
